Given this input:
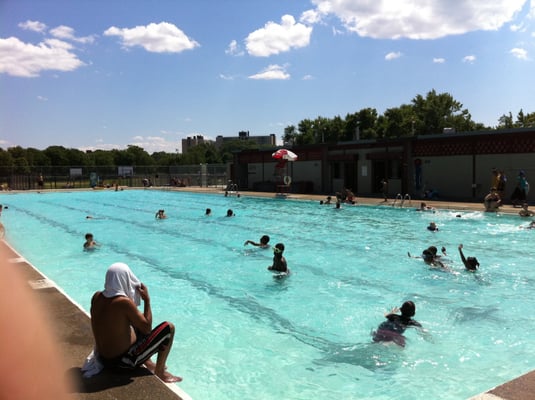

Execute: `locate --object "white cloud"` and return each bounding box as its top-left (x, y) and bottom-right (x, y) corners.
top-left (248, 64), bottom-right (290, 80)
top-left (433, 57), bottom-right (446, 63)
top-left (225, 39), bottom-right (244, 56)
top-left (385, 51), bottom-right (402, 60)
top-left (104, 22), bottom-right (199, 53)
top-left (219, 74), bottom-right (235, 80)
top-left (37, 95), bottom-right (48, 101)
top-left (310, 0), bottom-right (526, 39)
top-left (302, 74), bottom-right (314, 80)
top-left (0, 37), bottom-right (85, 77)
top-left (18, 20), bottom-right (47, 33)
top-left (246, 15), bottom-right (312, 57)
top-left (463, 55), bottom-right (476, 63)
top-left (510, 47), bottom-right (528, 59)
top-left (50, 25), bottom-right (96, 44)
top-left (300, 9), bottom-right (322, 25)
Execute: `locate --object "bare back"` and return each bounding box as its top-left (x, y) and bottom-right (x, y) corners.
top-left (90, 292), bottom-right (145, 359)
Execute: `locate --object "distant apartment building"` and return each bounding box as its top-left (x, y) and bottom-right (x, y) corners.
top-left (182, 131), bottom-right (276, 153)
top-left (215, 131), bottom-right (276, 148)
top-left (181, 135), bottom-right (213, 153)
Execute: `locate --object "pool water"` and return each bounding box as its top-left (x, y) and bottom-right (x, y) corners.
top-left (2, 190), bottom-right (535, 400)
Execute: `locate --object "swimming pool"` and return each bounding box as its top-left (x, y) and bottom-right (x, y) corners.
top-left (2, 189), bottom-right (535, 400)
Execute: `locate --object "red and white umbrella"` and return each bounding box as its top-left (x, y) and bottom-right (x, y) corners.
top-left (272, 149), bottom-right (298, 161)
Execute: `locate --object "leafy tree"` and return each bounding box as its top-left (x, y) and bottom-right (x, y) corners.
top-left (283, 125), bottom-right (297, 146)
top-left (497, 112), bottom-right (514, 129)
top-left (0, 149), bottom-right (14, 173)
top-left (411, 90), bottom-right (469, 134)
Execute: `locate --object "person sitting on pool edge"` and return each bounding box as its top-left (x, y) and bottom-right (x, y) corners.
top-left (268, 243), bottom-right (289, 276)
top-left (372, 300), bottom-right (422, 347)
top-left (518, 202), bottom-right (535, 217)
top-left (483, 187), bottom-right (501, 212)
top-left (458, 244), bottom-right (479, 271)
top-left (86, 262), bottom-right (181, 383)
top-left (244, 235), bottom-right (270, 248)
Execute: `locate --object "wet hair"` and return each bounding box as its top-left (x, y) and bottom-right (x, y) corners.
top-left (205, 208), bottom-right (211, 215)
top-left (466, 257), bottom-right (479, 270)
top-left (260, 235), bottom-right (270, 244)
top-left (427, 246), bottom-right (438, 255)
top-left (275, 243), bottom-right (285, 252)
top-left (400, 301), bottom-right (416, 317)
top-left (85, 233), bottom-right (93, 240)
top-left (226, 209), bottom-right (234, 216)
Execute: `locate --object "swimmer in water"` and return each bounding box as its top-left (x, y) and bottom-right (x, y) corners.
top-left (155, 209), bottom-right (167, 219)
top-left (458, 244), bottom-right (479, 271)
top-left (268, 243), bottom-right (289, 276)
top-left (83, 233), bottom-right (99, 251)
top-left (372, 301), bottom-right (422, 347)
top-left (427, 222), bottom-right (438, 231)
top-left (244, 235), bottom-right (270, 248)
top-left (408, 246), bottom-right (447, 268)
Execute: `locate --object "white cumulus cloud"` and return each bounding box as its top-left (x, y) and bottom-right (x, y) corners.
top-left (463, 55), bottom-right (476, 63)
top-left (310, 0), bottom-right (526, 39)
top-left (104, 22), bottom-right (199, 53)
top-left (385, 51), bottom-right (402, 60)
top-left (246, 15), bottom-right (312, 57)
top-left (18, 20), bottom-right (47, 33)
top-left (225, 39), bottom-right (244, 56)
top-left (510, 47), bottom-right (528, 59)
top-left (50, 25), bottom-right (96, 44)
top-left (0, 37), bottom-right (85, 77)
top-left (248, 64), bottom-right (290, 80)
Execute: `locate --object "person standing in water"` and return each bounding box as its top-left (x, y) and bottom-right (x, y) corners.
top-left (267, 243), bottom-right (289, 276)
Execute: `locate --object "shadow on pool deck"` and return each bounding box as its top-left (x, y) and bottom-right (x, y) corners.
top-left (2, 188), bottom-right (534, 400)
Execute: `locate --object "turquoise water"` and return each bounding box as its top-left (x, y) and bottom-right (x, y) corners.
top-left (2, 190), bottom-right (535, 400)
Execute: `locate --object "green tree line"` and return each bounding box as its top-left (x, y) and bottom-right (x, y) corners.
top-left (0, 140), bottom-right (267, 174)
top-left (2, 90), bottom-right (534, 174)
top-left (282, 89), bottom-right (535, 145)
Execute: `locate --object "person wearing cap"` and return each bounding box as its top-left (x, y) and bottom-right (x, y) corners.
top-left (372, 301), bottom-right (422, 347)
top-left (458, 244), bottom-right (479, 271)
top-left (484, 187), bottom-right (502, 212)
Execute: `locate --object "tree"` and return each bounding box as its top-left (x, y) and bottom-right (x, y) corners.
top-left (412, 89), bottom-right (467, 134)
top-left (283, 125), bottom-right (297, 146)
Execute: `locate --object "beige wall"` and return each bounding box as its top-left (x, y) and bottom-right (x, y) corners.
top-left (243, 151), bottom-right (534, 201)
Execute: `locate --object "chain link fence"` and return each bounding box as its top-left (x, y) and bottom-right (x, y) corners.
top-left (0, 164), bottom-right (231, 191)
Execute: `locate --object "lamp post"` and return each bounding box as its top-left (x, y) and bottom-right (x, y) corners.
top-left (411, 119), bottom-right (415, 136)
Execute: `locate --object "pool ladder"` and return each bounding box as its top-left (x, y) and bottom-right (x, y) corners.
top-left (392, 193), bottom-right (412, 208)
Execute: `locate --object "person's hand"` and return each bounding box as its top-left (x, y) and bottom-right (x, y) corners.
top-left (441, 246), bottom-right (447, 254)
top-left (138, 283), bottom-right (150, 302)
top-left (458, 244), bottom-right (463, 250)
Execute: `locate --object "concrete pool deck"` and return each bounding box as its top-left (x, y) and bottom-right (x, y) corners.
top-left (1, 187), bottom-right (534, 399)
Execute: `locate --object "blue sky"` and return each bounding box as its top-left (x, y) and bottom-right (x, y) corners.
top-left (1, 0), bottom-right (534, 153)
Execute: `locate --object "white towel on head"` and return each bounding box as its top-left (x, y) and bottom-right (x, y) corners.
top-left (102, 262), bottom-right (141, 306)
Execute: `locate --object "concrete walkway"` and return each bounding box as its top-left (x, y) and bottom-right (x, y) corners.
top-left (0, 240), bottom-right (187, 400)
top-left (2, 188), bottom-right (534, 399)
